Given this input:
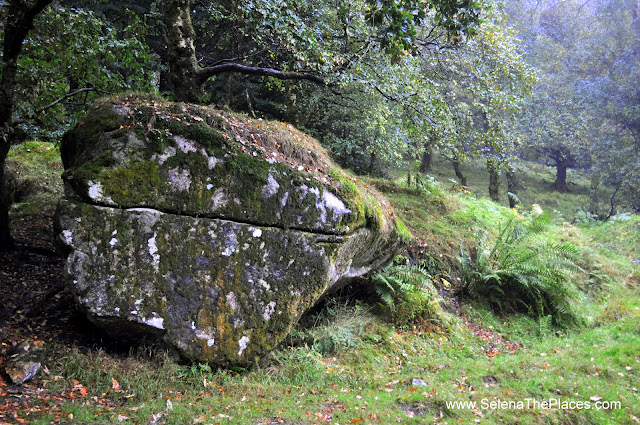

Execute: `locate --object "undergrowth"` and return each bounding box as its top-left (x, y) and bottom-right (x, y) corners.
top-left (370, 256), bottom-right (456, 329)
top-left (5, 141), bottom-right (63, 212)
top-left (458, 210), bottom-right (584, 326)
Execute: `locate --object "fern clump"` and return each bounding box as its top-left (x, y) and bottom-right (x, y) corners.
top-left (371, 257), bottom-right (452, 327)
top-left (458, 211), bottom-right (584, 327)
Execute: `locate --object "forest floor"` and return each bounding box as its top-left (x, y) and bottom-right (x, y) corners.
top-left (1, 143), bottom-right (639, 424)
top-left (0, 212), bottom-right (128, 423)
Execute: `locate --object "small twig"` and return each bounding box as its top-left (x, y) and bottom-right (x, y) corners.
top-left (603, 183), bottom-right (621, 221)
top-left (13, 87), bottom-right (104, 125)
top-left (37, 88), bottom-right (97, 114)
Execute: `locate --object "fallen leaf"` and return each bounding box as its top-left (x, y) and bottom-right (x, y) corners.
top-left (112, 378), bottom-right (121, 392)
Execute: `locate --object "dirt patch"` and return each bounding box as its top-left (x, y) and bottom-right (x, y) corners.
top-left (0, 212), bottom-right (120, 423)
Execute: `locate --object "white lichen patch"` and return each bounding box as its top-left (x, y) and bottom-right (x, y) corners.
top-left (148, 233), bottom-right (160, 269)
top-left (168, 167), bottom-right (192, 191)
top-left (207, 156), bottom-right (222, 169)
top-left (263, 301), bottom-right (276, 321)
top-left (195, 329), bottom-right (215, 347)
top-left (276, 191), bottom-right (290, 219)
top-left (238, 336), bottom-right (250, 356)
top-left (62, 229), bottom-right (73, 245)
top-left (129, 208), bottom-right (163, 216)
top-left (226, 292), bottom-right (238, 310)
top-left (323, 190), bottom-right (351, 218)
top-left (259, 279), bottom-right (270, 291)
top-left (210, 188), bottom-right (228, 210)
top-left (298, 184), bottom-right (309, 202)
top-left (144, 316), bottom-right (164, 330)
top-left (154, 146), bottom-right (177, 165)
top-left (261, 174), bottom-right (280, 198)
top-left (309, 187), bottom-right (351, 225)
top-left (87, 181), bottom-right (104, 201)
top-left (221, 231), bottom-right (237, 257)
top-left (174, 135), bottom-right (197, 153)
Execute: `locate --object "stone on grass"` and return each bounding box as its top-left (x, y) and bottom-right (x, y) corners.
top-left (4, 340), bottom-right (46, 384)
top-left (56, 94), bottom-right (410, 366)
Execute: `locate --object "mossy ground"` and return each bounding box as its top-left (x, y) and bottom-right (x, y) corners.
top-left (6, 142), bottom-right (639, 424)
top-left (6, 141), bottom-right (63, 213)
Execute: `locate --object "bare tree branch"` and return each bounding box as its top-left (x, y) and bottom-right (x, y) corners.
top-left (197, 63), bottom-right (327, 86)
top-left (13, 88), bottom-right (101, 125)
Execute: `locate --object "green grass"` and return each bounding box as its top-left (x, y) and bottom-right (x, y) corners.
top-left (420, 156), bottom-right (617, 222)
top-left (6, 140), bottom-right (63, 213)
top-left (10, 143), bottom-right (640, 424)
top-left (28, 286), bottom-right (639, 424)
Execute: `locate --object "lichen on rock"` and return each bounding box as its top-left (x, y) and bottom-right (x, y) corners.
top-left (56, 94), bottom-right (408, 366)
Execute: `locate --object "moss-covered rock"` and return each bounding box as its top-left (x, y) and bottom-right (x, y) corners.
top-left (56, 94), bottom-right (407, 366)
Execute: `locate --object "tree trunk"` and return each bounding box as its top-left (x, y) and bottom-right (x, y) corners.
top-left (0, 0), bottom-right (53, 248)
top-left (284, 82), bottom-right (299, 127)
top-left (164, 0), bottom-right (205, 103)
top-left (589, 172), bottom-right (601, 217)
top-left (552, 161), bottom-right (568, 193)
top-left (419, 143), bottom-right (433, 173)
top-left (506, 165), bottom-right (518, 208)
top-left (224, 73), bottom-right (233, 109)
top-left (0, 141), bottom-right (12, 247)
top-left (368, 152), bottom-right (376, 176)
top-left (163, 0), bottom-right (326, 104)
top-left (451, 158), bottom-right (467, 187)
top-left (487, 160), bottom-right (500, 202)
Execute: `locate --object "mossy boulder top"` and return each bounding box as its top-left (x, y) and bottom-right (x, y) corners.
top-left (57, 95), bottom-right (409, 366)
top-left (61, 95), bottom-right (393, 235)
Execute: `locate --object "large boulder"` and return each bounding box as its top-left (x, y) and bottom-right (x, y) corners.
top-left (56, 94), bottom-right (410, 366)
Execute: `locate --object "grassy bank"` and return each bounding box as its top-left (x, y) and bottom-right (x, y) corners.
top-left (4, 145), bottom-right (639, 424)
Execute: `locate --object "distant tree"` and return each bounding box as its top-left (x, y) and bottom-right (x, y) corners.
top-left (594, 0), bottom-right (640, 213)
top-left (506, 0), bottom-right (640, 206)
top-left (507, 0), bottom-right (595, 193)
